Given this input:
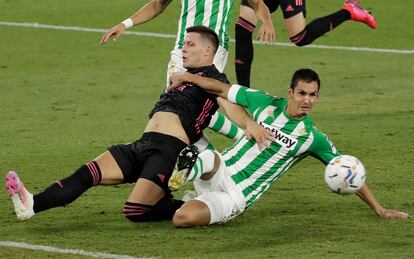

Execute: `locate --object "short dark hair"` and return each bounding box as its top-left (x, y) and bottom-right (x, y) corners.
top-left (290, 68), bottom-right (321, 90)
top-left (186, 25), bottom-right (219, 54)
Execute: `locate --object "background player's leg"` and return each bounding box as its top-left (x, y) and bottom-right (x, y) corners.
top-left (285, 0), bottom-right (375, 47)
top-left (286, 11), bottom-right (350, 46)
top-left (234, 6), bottom-right (258, 87)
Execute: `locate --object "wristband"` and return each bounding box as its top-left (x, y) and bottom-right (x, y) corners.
top-left (121, 18), bottom-right (134, 29)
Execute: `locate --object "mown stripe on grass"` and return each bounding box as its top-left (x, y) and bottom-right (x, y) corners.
top-left (1, 21), bottom-right (413, 54)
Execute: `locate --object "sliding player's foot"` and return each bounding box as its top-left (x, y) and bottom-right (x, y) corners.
top-left (6, 171), bottom-right (35, 220)
top-left (168, 145), bottom-right (199, 191)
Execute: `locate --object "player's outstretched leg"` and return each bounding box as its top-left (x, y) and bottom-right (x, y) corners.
top-left (168, 145), bottom-right (199, 191)
top-left (6, 171), bottom-right (35, 220)
top-left (343, 0), bottom-right (376, 29)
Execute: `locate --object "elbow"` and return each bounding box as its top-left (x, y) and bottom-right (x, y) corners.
top-left (155, 0), bottom-right (169, 12)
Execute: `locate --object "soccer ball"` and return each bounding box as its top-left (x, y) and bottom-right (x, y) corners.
top-left (324, 155), bottom-right (366, 195)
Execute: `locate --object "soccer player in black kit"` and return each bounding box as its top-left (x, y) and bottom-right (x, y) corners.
top-left (5, 26), bottom-right (246, 223)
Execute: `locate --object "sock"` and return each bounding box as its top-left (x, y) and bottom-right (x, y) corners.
top-left (193, 134), bottom-right (216, 152)
top-left (186, 150), bottom-right (216, 183)
top-left (290, 10), bottom-right (350, 46)
top-left (235, 17), bottom-right (255, 87)
top-left (123, 197), bottom-right (184, 222)
top-left (33, 161), bottom-right (101, 213)
top-left (209, 112), bottom-right (244, 140)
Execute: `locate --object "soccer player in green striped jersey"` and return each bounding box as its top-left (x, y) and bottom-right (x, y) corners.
top-left (100, 0), bottom-right (274, 151)
top-left (166, 68), bottom-right (409, 227)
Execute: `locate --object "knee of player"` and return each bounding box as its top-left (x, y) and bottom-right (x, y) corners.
top-left (289, 29), bottom-right (312, 47)
top-left (292, 40), bottom-right (307, 47)
top-left (290, 37), bottom-right (308, 47)
top-left (172, 209), bottom-right (196, 228)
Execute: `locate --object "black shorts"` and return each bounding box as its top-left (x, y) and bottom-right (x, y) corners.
top-left (108, 132), bottom-right (187, 193)
top-left (245, 0), bottom-right (306, 19)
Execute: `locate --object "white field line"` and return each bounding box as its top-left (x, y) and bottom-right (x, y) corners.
top-left (1, 21), bottom-right (413, 54)
top-left (0, 241), bottom-right (146, 259)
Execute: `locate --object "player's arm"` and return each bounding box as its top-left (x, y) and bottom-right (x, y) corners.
top-left (169, 72), bottom-right (275, 149)
top-left (217, 98), bottom-right (274, 150)
top-left (245, 0), bottom-right (275, 44)
top-left (168, 72), bottom-right (231, 98)
top-left (311, 133), bottom-right (409, 220)
top-left (169, 72), bottom-right (274, 112)
top-left (100, 0), bottom-right (173, 44)
top-left (356, 183), bottom-right (409, 219)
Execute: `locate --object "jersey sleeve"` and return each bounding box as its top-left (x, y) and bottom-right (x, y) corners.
top-left (227, 85), bottom-right (274, 114)
top-left (309, 130), bottom-right (341, 165)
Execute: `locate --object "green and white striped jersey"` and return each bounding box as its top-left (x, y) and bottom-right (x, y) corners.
top-left (224, 85), bottom-right (341, 207)
top-left (174, 0), bottom-right (235, 50)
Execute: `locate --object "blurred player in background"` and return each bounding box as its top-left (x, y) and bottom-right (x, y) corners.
top-left (166, 68), bottom-right (409, 227)
top-left (100, 0), bottom-right (274, 84)
top-left (235, 0), bottom-right (377, 87)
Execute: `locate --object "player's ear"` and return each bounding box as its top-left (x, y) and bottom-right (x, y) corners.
top-left (288, 87), bottom-right (294, 97)
top-left (204, 45), bottom-right (213, 57)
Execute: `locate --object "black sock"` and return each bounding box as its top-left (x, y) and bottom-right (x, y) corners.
top-left (153, 196), bottom-right (184, 220)
top-left (33, 161), bottom-right (101, 213)
top-left (291, 10), bottom-right (350, 46)
top-left (235, 17), bottom-right (255, 87)
top-left (123, 197), bottom-right (184, 222)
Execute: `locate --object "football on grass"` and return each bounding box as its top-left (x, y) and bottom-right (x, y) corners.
top-left (324, 155), bottom-right (366, 195)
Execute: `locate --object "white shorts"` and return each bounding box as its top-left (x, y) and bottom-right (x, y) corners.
top-left (166, 46), bottom-right (229, 87)
top-left (193, 152), bottom-right (246, 224)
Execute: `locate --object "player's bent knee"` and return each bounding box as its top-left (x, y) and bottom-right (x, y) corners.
top-left (172, 209), bottom-right (196, 228)
top-left (290, 36), bottom-right (309, 47)
top-left (172, 210), bottom-right (186, 227)
top-left (172, 200), bottom-right (211, 227)
top-left (292, 40), bottom-right (307, 47)
top-left (290, 29), bottom-right (313, 47)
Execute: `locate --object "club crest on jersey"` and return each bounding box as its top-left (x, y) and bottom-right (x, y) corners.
top-left (266, 109), bottom-right (274, 117)
top-left (259, 122), bottom-right (297, 149)
top-left (297, 127), bottom-right (307, 136)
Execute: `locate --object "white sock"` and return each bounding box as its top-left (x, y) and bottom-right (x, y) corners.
top-left (186, 150), bottom-right (216, 183)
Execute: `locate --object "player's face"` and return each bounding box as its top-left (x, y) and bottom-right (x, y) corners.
top-left (287, 80), bottom-right (320, 118)
top-left (182, 32), bottom-right (209, 69)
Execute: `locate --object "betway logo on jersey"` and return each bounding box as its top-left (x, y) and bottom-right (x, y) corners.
top-left (259, 121), bottom-right (297, 150)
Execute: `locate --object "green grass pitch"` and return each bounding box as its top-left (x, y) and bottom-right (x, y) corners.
top-left (0, 0), bottom-right (413, 258)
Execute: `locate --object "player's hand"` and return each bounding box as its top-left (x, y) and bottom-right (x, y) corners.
top-left (167, 72), bottom-right (192, 92)
top-left (256, 20), bottom-right (275, 45)
top-left (100, 24), bottom-right (126, 44)
top-left (245, 119), bottom-right (275, 151)
top-left (378, 208), bottom-right (410, 219)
